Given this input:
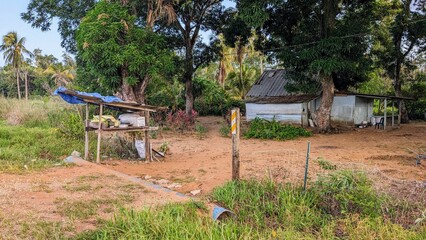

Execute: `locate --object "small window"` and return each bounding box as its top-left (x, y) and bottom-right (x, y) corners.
top-left (268, 72), bottom-right (275, 77)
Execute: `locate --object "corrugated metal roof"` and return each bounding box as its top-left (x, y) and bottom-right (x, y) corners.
top-left (246, 69), bottom-right (290, 98)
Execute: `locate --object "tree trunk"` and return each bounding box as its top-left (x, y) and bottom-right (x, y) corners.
top-left (134, 75), bottom-right (150, 104)
top-left (119, 66), bottom-right (137, 102)
top-left (16, 68), bottom-right (21, 100)
top-left (24, 71), bottom-right (29, 100)
top-left (394, 62), bottom-right (409, 123)
top-left (315, 74), bottom-right (335, 132)
top-left (184, 44), bottom-right (194, 115)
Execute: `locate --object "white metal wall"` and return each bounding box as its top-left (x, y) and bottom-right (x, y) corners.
top-left (246, 103), bottom-right (303, 124)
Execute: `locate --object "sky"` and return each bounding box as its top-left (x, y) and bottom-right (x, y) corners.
top-left (0, 1), bottom-right (236, 67)
top-left (0, 1), bottom-right (66, 67)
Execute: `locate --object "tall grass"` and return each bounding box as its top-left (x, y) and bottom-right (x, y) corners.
top-left (0, 97), bottom-right (88, 173)
top-left (75, 170), bottom-right (426, 239)
top-left (75, 202), bottom-right (265, 240)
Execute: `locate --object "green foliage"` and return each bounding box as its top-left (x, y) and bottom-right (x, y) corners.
top-left (316, 157), bottom-right (337, 170)
top-left (404, 73), bottom-right (426, 120)
top-left (0, 122), bottom-right (82, 173)
top-left (195, 123), bottom-right (208, 139)
top-left (212, 179), bottom-right (325, 231)
top-left (76, 1), bottom-right (174, 94)
top-left (314, 170), bottom-right (383, 217)
top-left (72, 171), bottom-right (425, 239)
top-left (75, 202), bottom-right (263, 239)
top-left (244, 118), bottom-right (312, 140)
top-left (219, 124), bottom-right (230, 137)
top-left (48, 110), bottom-right (84, 139)
top-left (193, 77), bottom-right (229, 116)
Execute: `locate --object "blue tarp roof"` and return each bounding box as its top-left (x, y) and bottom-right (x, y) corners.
top-left (54, 87), bottom-right (123, 105)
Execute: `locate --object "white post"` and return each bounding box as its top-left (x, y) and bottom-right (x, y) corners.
top-left (96, 104), bottom-right (103, 164)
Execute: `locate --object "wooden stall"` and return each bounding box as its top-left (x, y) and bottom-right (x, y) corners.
top-left (58, 89), bottom-right (162, 163)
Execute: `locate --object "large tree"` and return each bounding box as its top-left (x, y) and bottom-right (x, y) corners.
top-left (235, 0), bottom-right (377, 132)
top-left (76, 1), bottom-right (175, 103)
top-left (373, 0), bottom-right (426, 122)
top-left (0, 32), bottom-right (33, 100)
top-left (163, 0), bottom-right (225, 114)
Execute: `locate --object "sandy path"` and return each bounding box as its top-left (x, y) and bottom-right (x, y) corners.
top-left (106, 116), bottom-right (426, 194)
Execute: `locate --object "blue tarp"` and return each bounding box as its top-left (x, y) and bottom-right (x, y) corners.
top-left (54, 87), bottom-right (123, 105)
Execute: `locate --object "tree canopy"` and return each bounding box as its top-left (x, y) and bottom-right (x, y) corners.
top-left (76, 1), bottom-right (175, 103)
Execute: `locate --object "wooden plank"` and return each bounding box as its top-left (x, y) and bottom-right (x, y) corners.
top-left (384, 98), bottom-right (387, 130)
top-left (84, 103), bottom-right (89, 160)
top-left (392, 100), bottom-right (395, 127)
top-left (145, 111), bottom-right (151, 162)
top-left (86, 126), bottom-right (159, 132)
top-left (96, 104), bottom-right (103, 164)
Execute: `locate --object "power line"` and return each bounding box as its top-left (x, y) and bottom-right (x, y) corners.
top-left (221, 18), bottom-right (426, 57)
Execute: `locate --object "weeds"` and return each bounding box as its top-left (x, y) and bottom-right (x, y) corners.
top-left (314, 170), bottom-right (382, 217)
top-left (244, 118), bottom-right (312, 140)
top-left (0, 121), bottom-right (84, 173)
top-left (219, 123), bottom-right (230, 137)
top-left (195, 123), bottom-right (208, 139)
top-left (72, 170), bottom-right (425, 239)
top-left (317, 157), bottom-right (337, 170)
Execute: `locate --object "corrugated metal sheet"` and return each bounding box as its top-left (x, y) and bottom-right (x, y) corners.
top-left (246, 69), bottom-right (290, 97)
top-left (246, 69), bottom-right (319, 103)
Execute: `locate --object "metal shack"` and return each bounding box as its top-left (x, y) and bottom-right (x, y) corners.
top-left (245, 69), bottom-right (408, 127)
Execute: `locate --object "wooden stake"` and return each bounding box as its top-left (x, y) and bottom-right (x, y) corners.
top-left (392, 100), bottom-right (395, 127)
top-left (84, 103), bottom-right (89, 160)
top-left (96, 104), bottom-right (103, 164)
top-left (384, 98), bottom-right (387, 130)
top-left (144, 111), bottom-right (151, 162)
top-left (231, 108), bottom-right (240, 180)
top-left (398, 100), bottom-right (401, 127)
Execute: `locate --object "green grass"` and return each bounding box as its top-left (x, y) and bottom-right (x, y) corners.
top-left (244, 118), bottom-right (312, 140)
top-left (0, 121), bottom-right (85, 173)
top-left (74, 170), bottom-right (426, 239)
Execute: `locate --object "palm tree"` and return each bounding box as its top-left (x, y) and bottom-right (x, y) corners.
top-left (0, 32), bottom-right (32, 99)
top-left (216, 34), bottom-right (234, 88)
top-left (226, 65), bottom-right (258, 99)
top-left (44, 63), bottom-right (75, 88)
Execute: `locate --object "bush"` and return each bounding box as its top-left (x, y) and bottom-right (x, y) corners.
top-left (48, 110), bottom-right (85, 139)
top-left (314, 170), bottom-right (383, 217)
top-left (165, 109), bottom-right (198, 131)
top-left (244, 118), bottom-right (312, 140)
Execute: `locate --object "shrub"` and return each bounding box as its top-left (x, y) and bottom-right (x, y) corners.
top-left (314, 170), bottom-right (383, 217)
top-left (195, 123), bottom-right (208, 139)
top-left (165, 109), bottom-right (198, 131)
top-left (212, 179), bottom-right (325, 231)
top-left (48, 110), bottom-right (85, 139)
top-left (219, 124), bottom-right (230, 137)
top-left (244, 118), bottom-right (312, 140)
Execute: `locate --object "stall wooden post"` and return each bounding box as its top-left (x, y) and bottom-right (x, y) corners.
top-left (392, 100), bottom-right (395, 127)
top-left (144, 111), bottom-right (151, 161)
top-left (96, 104), bottom-right (103, 164)
top-left (384, 98), bottom-right (387, 130)
top-left (398, 100), bottom-right (402, 127)
top-left (231, 108), bottom-right (240, 180)
top-left (84, 103), bottom-right (89, 160)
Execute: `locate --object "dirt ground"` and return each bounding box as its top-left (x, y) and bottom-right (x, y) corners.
top-left (106, 116), bottom-right (426, 194)
top-left (0, 116), bottom-right (425, 238)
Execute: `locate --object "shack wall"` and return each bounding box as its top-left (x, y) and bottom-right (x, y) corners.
top-left (246, 103), bottom-right (304, 124)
